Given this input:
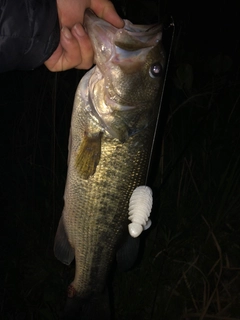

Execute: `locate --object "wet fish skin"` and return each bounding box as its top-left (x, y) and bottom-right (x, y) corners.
top-left (54, 8), bottom-right (165, 305)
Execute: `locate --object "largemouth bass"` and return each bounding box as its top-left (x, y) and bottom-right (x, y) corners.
top-left (54, 9), bottom-right (165, 319)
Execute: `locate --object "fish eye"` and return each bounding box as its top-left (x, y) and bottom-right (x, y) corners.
top-left (149, 63), bottom-right (162, 78)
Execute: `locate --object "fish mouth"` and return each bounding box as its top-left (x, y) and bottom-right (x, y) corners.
top-left (84, 9), bottom-right (162, 37)
top-left (83, 9), bottom-right (163, 65)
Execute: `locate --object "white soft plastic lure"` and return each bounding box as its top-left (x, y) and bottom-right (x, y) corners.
top-left (128, 186), bottom-right (153, 238)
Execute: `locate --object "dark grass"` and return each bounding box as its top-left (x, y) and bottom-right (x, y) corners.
top-left (1, 0), bottom-right (240, 319)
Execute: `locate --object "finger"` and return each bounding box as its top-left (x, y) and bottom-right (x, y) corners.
top-left (46, 25), bottom-right (93, 72)
top-left (71, 23), bottom-right (94, 70)
top-left (60, 26), bottom-right (87, 70)
top-left (91, 0), bottom-right (124, 28)
top-left (45, 27), bottom-right (82, 71)
top-left (45, 25), bottom-right (94, 72)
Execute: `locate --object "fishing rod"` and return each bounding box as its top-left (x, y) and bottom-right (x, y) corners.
top-left (145, 16), bottom-right (175, 185)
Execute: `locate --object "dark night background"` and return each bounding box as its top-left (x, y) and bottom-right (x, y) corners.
top-left (1, 0), bottom-right (240, 319)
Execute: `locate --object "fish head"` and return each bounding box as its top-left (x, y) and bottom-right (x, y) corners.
top-left (84, 10), bottom-right (165, 140)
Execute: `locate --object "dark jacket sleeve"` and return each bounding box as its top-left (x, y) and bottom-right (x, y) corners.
top-left (0, 0), bottom-right (60, 73)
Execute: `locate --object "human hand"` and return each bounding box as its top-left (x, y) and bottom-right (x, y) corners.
top-left (44, 0), bottom-right (124, 72)
top-left (44, 23), bottom-right (94, 71)
top-left (56, 0), bottom-right (124, 30)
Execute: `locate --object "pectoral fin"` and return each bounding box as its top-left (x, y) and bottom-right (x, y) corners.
top-left (75, 132), bottom-right (102, 180)
top-left (54, 216), bottom-right (75, 265)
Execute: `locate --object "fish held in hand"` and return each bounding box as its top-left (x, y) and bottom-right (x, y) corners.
top-left (54, 9), bottom-right (165, 319)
